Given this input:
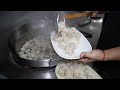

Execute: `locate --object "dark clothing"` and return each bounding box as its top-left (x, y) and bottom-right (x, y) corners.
top-left (93, 11), bottom-right (120, 79)
top-left (97, 11), bottom-right (120, 49)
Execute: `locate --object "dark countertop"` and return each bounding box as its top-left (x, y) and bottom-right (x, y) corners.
top-left (0, 11), bottom-right (103, 79)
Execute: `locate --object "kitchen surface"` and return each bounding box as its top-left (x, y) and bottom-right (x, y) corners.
top-left (0, 11), bottom-right (103, 79)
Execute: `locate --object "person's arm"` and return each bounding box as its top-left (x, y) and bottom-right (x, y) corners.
top-left (104, 46), bottom-right (120, 61)
top-left (80, 46), bottom-right (120, 63)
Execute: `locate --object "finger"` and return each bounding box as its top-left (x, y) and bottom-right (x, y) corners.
top-left (79, 58), bottom-right (92, 63)
top-left (80, 52), bottom-right (87, 58)
top-left (79, 58), bottom-right (97, 63)
top-left (80, 52), bottom-right (92, 58)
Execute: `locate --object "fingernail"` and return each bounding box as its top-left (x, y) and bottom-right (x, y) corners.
top-left (80, 53), bottom-right (84, 58)
top-left (80, 52), bottom-right (85, 58)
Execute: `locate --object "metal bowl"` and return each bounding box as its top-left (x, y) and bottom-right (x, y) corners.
top-left (8, 19), bottom-right (63, 68)
top-left (8, 11), bottom-right (92, 68)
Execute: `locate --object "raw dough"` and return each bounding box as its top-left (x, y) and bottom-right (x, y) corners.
top-left (55, 61), bottom-right (102, 79)
top-left (54, 22), bottom-right (81, 55)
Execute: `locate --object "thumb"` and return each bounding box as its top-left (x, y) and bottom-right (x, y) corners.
top-left (80, 52), bottom-right (92, 59)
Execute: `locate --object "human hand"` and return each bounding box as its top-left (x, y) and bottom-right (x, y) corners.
top-left (90, 11), bottom-right (105, 17)
top-left (91, 11), bottom-right (99, 17)
top-left (79, 49), bottom-right (104, 63)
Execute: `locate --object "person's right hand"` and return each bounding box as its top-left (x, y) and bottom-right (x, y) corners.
top-left (79, 49), bottom-right (104, 63)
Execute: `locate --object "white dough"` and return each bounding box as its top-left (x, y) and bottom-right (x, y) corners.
top-left (19, 37), bottom-right (57, 60)
top-left (55, 61), bottom-right (102, 79)
top-left (54, 22), bottom-right (81, 55)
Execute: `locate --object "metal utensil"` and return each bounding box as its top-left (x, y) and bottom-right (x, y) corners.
top-left (56, 14), bottom-right (59, 32)
top-left (56, 13), bottom-right (66, 37)
top-left (56, 13), bottom-right (66, 31)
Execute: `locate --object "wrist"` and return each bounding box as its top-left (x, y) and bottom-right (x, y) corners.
top-left (103, 50), bottom-right (112, 61)
top-left (102, 50), bottom-right (105, 61)
top-left (95, 49), bottom-right (106, 61)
